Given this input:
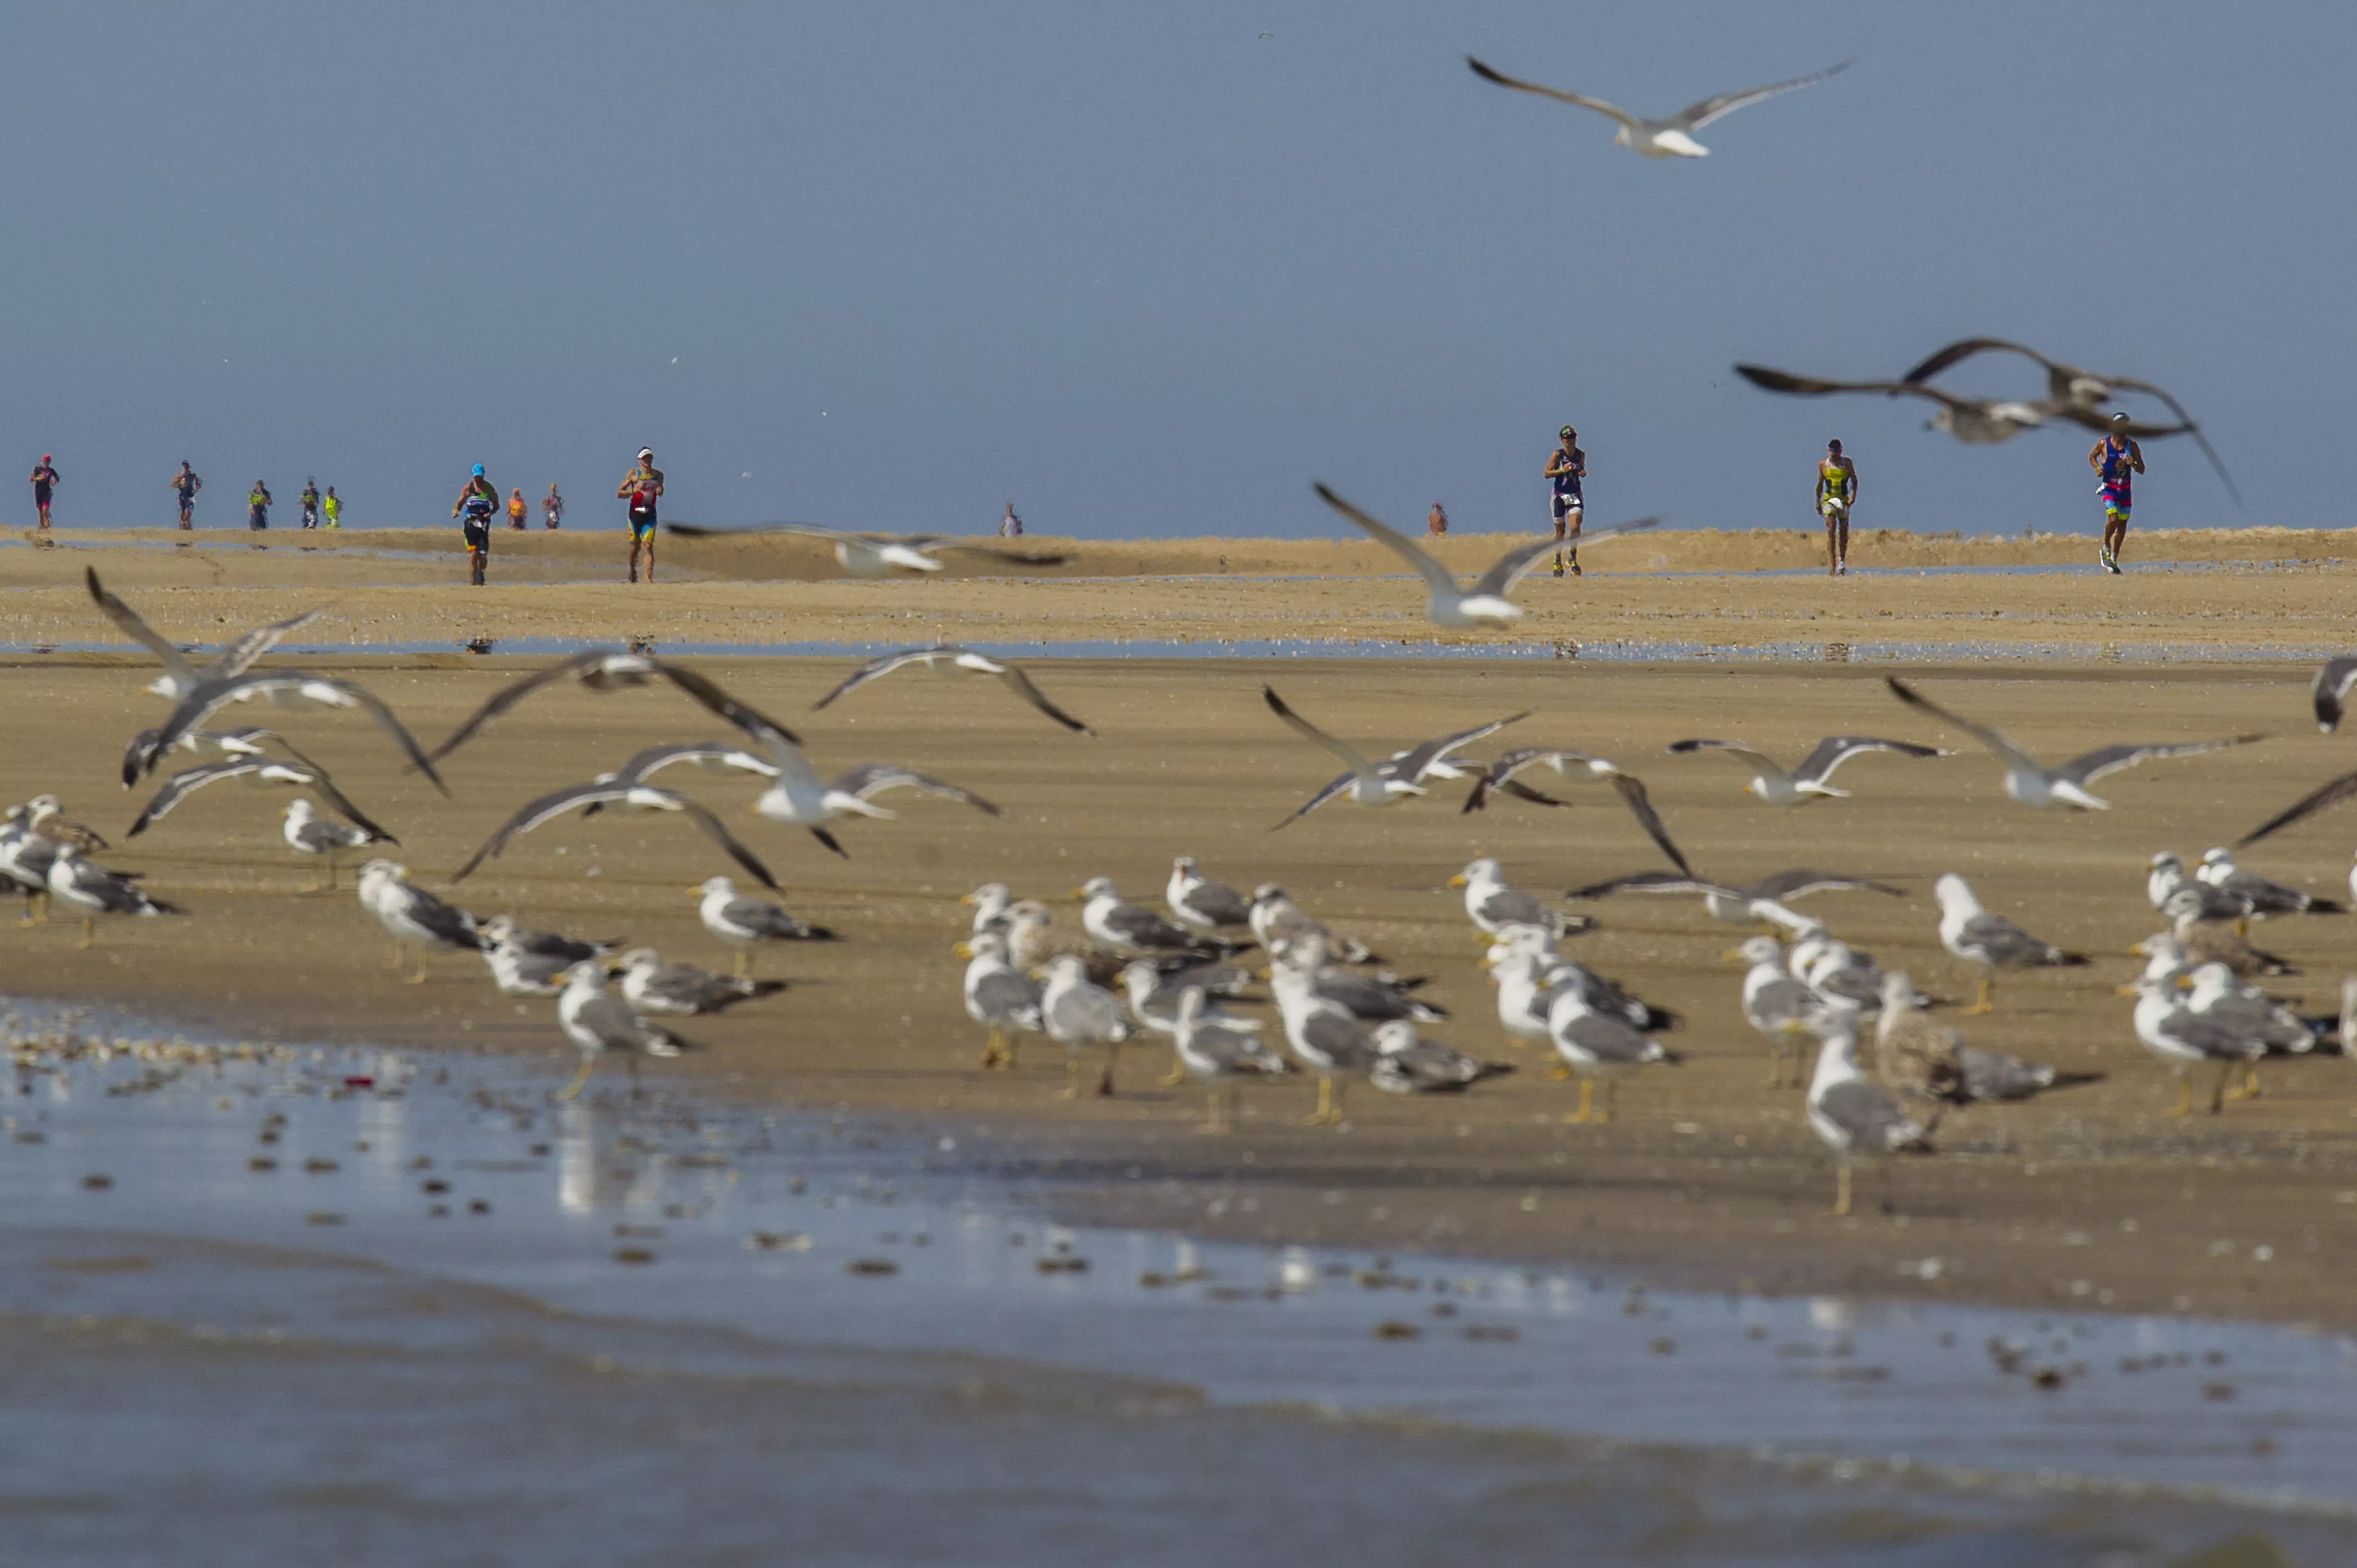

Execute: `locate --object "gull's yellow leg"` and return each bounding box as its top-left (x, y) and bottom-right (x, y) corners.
top-left (733, 949), bottom-right (751, 980)
top-left (2209, 1061), bottom-right (2234, 1115)
top-left (555, 1056), bottom-right (595, 1101)
top-left (1159, 1047), bottom-right (1188, 1088)
top-left (389, 938), bottom-right (407, 972)
top-left (1547, 1059), bottom-right (1573, 1080)
top-left (2164, 1072), bottom-right (2194, 1117)
top-left (76, 916), bottom-right (95, 950)
top-left (1565, 1078), bottom-right (1594, 1125)
top-left (1058, 1053), bottom-right (1082, 1100)
top-left (977, 1028), bottom-right (1003, 1070)
top-left (2225, 1061), bottom-right (2262, 1102)
top-left (1961, 975), bottom-right (1994, 1017)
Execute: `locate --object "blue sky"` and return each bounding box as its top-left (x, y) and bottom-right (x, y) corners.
top-left (3, 2), bottom-right (2341, 537)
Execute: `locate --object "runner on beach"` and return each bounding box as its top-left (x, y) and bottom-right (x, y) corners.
top-left (322, 486), bottom-right (341, 528)
top-left (247, 479), bottom-right (271, 531)
top-left (999, 502), bottom-right (1023, 538)
top-left (2090, 412), bottom-right (2144, 575)
top-left (300, 478), bottom-right (321, 530)
top-left (616, 447), bottom-right (663, 582)
top-left (507, 488), bottom-right (528, 530)
top-left (1817, 439), bottom-right (1857, 576)
top-left (30, 456), bottom-right (59, 530)
top-left (1544, 425), bottom-right (1584, 576)
top-left (543, 483), bottom-right (564, 530)
top-left (1428, 502), bottom-right (1448, 537)
top-left (452, 463), bottom-right (498, 585)
top-left (170, 462), bottom-right (201, 529)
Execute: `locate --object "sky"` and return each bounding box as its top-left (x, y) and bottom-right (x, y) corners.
top-left (3, 2), bottom-right (2345, 539)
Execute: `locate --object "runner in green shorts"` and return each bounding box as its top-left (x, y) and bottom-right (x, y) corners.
top-left (617, 446), bottom-right (665, 584)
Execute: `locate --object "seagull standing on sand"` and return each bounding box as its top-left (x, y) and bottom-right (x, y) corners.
top-left (1543, 986), bottom-right (1677, 1123)
top-left (618, 948), bottom-right (787, 1017)
top-left (2195, 847), bottom-right (2342, 918)
top-left (1368, 1020), bottom-right (1512, 1096)
top-left (960, 931), bottom-right (1046, 1070)
top-left (1263, 687), bottom-right (1527, 824)
top-left (1805, 1002), bottom-right (1932, 1216)
top-left (2130, 972), bottom-right (2268, 1117)
top-left (1450, 857), bottom-right (1591, 941)
top-left (696, 875), bottom-right (837, 977)
top-left (1874, 971), bottom-right (2100, 1110)
top-left (1173, 988), bottom-right (1289, 1132)
top-left (1466, 54), bottom-right (1851, 159)
top-left (1934, 873), bottom-right (2088, 1014)
top-left (811, 645), bottom-right (1094, 735)
top-left (2146, 851), bottom-right (2247, 921)
top-left (281, 798), bottom-right (387, 891)
top-left (45, 846), bottom-right (182, 948)
top-left (555, 960), bottom-right (697, 1100)
top-left (1666, 736), bottom-right (1948, 803)
top-left (1888, 677), bottom-right (2261, 809)
top-left (1269, 948), bottom-right (1383, 1126)
top-left (25, 797), bottom-right (107, 852)
top-left (1247, 884), bottom-right (1380, 966)
top-left (1311, 483), bottom-right (1657, 625)
top-left (1166, 856), bottom-right (1254, 933)
top-left (1733, 934), bottom-right (1826, 1089)
top-left (1040, 953), bottom-right (1133, 1098)
top-left (1077, 876), bottom-right (1236, 957)
top-left (0, 807), bottom-right (59, 923)
top-left (1275, 932), bottom-right (1443, 1025)
top-left (357, 859), bottom-right (486, 981)
top-left (2158, 888), bottom-right (2296, 979)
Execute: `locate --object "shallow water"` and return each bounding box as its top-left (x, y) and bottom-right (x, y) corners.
top-left (4, 1010), bottom-right (2354, 1565)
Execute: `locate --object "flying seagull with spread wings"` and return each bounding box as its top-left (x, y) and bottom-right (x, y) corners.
top-left (131, 668), bottom-right (450, 795)
top-left (1467, 54), bottom-right (1851, 158)
top-left (663, 522), bottom-right (1069, 579)
top-left (85, 567), bottom-right (321, 702)
top-left (429, 649), bottom-right (788, 764)
top-left (1456, 748), bottom-right (1691, 874)
top-left (1262, 687), bottom-right (1526, 826)
top-left (1901, 338), bottom-right (2239, 503)
top-left (811, 644), bottom-right (1094, 734)
top-left (1887, 677), bottom-right (2261, 810)
top-left (1313, 484), bottom-right (1658, 626)
top-left (128, 741), bottom-right (394, 843)
top-left (1665, 735), bottom-right (1949, 804)
top-left (451, 778), bottom-right (779, 888)
top-left (1738, 363), bottom-right (2206, 448)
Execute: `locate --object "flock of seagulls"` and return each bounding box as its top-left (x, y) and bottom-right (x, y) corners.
top-left (30, 566), bottom-right (2357, 1219)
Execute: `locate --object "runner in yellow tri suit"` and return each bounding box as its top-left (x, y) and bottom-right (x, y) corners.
top-left (1816, 439), bottom-right (1857, 576)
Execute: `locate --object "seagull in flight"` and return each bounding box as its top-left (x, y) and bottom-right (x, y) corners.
top-left (429, 649), bottom-right (781, 764)
top-left (131, 668), bottom-right (450, 794)
top-left (1738, 363), bottom-right (2207, 450)
top-left (2310, 657), bottom-right (2357, 733)
top-left (664, 522), bottom-right (1070, 579)
top-left (1262, 687), bottom-right (1526, 826)
top-left (1901, 337), bottom-right (2239, 503)
top-left (812, 644), bottom-right (1094, 734)
top-left (85, 568), bottom-right (320, 702)
top-left (1313, 484), bottom-right (1658, 626)
top-left (1467, 54), bottom-right (1851, 159)
top-left (1457, 748), bottom-right (1691, 874)
top-left (1665, 735), bottom-right (1949, 804)
top-left (452, 777), bottom-right (781, 888)
top-left (1887, 677), bottom-right (2262, 810)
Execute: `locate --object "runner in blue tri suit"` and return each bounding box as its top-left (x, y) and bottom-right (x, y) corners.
top-left (451, 463), bottom-right (498, 585)
top-left (2088, 412), bottom-right (2144, 575)
top-left (1544, 425), bottom-right (1586, 576)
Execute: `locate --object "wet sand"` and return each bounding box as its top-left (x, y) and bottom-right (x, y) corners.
top-left (8, 576), bottom-right (2357, 1337)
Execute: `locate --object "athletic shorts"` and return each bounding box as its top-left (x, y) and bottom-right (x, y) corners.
top-left (34, 487), bottom-right (52, 507)
top-left (2100, 483), bottom-right (2132, 520)
top-left (463, 518), bottom-right (491, 551)
top-left (1820, 498), bottom-right (1850, 520)
top-left (1551, 493), bottom-right (1582, 522)
top-left (630, 509), bottom-right (657, 538)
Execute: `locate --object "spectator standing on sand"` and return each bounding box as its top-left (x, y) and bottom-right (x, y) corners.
top-left (247, 478), bottom-right (271, 531)
top-left (1427, 502), bottom-right (1448, 537)
top-left (2089, 411), bottom-right (2144, 575)
top-left (322, 486), bottom-right (341, 528)
top-left (543, 482), bottom-right (564, 529)
top-left (1543, 425), bottom-right (1584, 576)
top-left (170, 462), bottom-right (201, 529)
top-left (29, 455), bottom-right (59, 530)
top-left (616, 446), bottom-right (663, 582)
top-left (300, 478), bottom-right (321, 530)
top-left (452, 463), bottom-right (498, 585)
top-left (1817, 439), bottom-right (1857, 576)
top-left (999, 502), bottom-right (1023, 538)
top-left (507, 487), bottom-right (528, 530)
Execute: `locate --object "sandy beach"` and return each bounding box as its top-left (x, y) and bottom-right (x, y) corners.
top-left (8, 532), bottom-right (2357, 1338)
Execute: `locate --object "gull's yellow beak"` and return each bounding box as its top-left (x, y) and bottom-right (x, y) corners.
top-left (1255, 966), bottom-right (1272, 981)
top-left (1069, 887), bottom-right (1087, 901)
top-left (953, 941), bottom-right (974, 960)
top-left (688, 887), bottom-right (704, 899)
top-left (960, 892), bottom-right (976, 906)
top-left (2128, 940), bottom-right (2149, 957)
top-left (1446, 874), bottom-right (1468, 888)
top-left (2114, 983), bottom-right (2140, 998)
top-left (1721, 948), bottom-right (1748, 963)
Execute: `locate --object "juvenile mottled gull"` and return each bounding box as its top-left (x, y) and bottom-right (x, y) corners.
top-left (2160, 888), bottom-right (2296, 978)
top-left (1874, 971), bottom-right (2100, 1110)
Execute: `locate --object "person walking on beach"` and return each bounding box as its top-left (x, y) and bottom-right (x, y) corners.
top-left (1428, 502), bottom-right (1449, 537)
top-left (300, 478), bottom-right (321, 530)
top-left (1817, 439), bottom-right (1858, 576)
top-left (1544, 425), bottom-right (1584, 576)
top-left (2090, 411), bottom-right (2144, 575)
top-left (247, 478), bottom-right (271, 531)
top-left (616, 446), bottom-right (663, 582)
top-left (543, 482), bottom-right (564, 530)
top-left (29, 455), bottom-right (59, 530)
top-left (999, 502), bottom-right (1023, 539)
top-left (321, 486), bottom-right (341, 528)
top-left (452, 463), bottom-right (498, 585)
top-left (170, 462), bottom-right (201, 529)
top-left (507, 487), bottom-right (528, 530)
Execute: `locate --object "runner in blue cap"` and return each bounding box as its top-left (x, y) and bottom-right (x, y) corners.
top-left (451, 463), bottom-right (498, 585)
